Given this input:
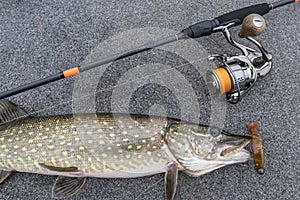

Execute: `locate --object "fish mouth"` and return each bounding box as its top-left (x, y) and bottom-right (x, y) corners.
top-left (216, 134), bottom-right (251, 161)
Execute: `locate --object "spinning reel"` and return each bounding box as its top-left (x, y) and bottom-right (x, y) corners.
top-left (206, 14), bottom-right (273, 103)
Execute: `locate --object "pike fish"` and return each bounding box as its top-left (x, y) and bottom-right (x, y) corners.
top-left (0, 100), bottom-right (251, 199)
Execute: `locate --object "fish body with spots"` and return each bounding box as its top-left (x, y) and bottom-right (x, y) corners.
top-left (0, 100), bottom-right (251, 199)
top-left (0, 113), bottom-right (172, 178)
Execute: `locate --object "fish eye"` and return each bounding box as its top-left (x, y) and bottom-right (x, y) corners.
top-left (208, 127), bottom-right (220, 137)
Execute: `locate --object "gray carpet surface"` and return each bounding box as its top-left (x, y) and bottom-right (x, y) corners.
top-left (0, 0), bottom-right (299, 199)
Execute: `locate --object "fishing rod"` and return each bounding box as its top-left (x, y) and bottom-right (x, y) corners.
top-left (0, 0), bottom-right (298, 103)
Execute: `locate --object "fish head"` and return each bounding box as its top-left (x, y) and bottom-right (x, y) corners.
top-left (164, 121), bottom-right (251, 176)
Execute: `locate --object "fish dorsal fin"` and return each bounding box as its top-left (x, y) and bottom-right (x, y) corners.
top-left (52, 176), bottom-right (86, 199)
top-left (0, 100), bottom-right (27, 124)
top-left (0, 170), bottom-right (13, 184)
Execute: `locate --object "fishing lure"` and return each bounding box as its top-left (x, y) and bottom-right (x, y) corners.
top-left (248, 122), bottom-right (265, 175)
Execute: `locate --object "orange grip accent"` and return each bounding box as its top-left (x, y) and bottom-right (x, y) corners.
top-left (295, 0), bottom-right (300, 3)
top-left (212, 68), bottom-right (232, 94)
top-left (63, 67), bottom-right (80, 78)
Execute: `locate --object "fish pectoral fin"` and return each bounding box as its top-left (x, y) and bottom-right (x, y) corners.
top-left (0, 100), bottom-right (28, 124)
top-left (52, 176), bottom-right (86, 199)
top-left (0, 170), bottom-right (13, 184)
top-left (165, 162), bottom-right (179, 200)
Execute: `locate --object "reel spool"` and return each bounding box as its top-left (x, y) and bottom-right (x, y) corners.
top-left (206, 14), bottom-right (272, 103)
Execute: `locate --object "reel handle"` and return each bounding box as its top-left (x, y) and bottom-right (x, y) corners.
top-left (239, 14), bottom-right (266, 38)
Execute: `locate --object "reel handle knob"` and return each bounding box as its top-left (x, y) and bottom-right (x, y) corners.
top-left (239, 14), bottom-right (266, 38)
